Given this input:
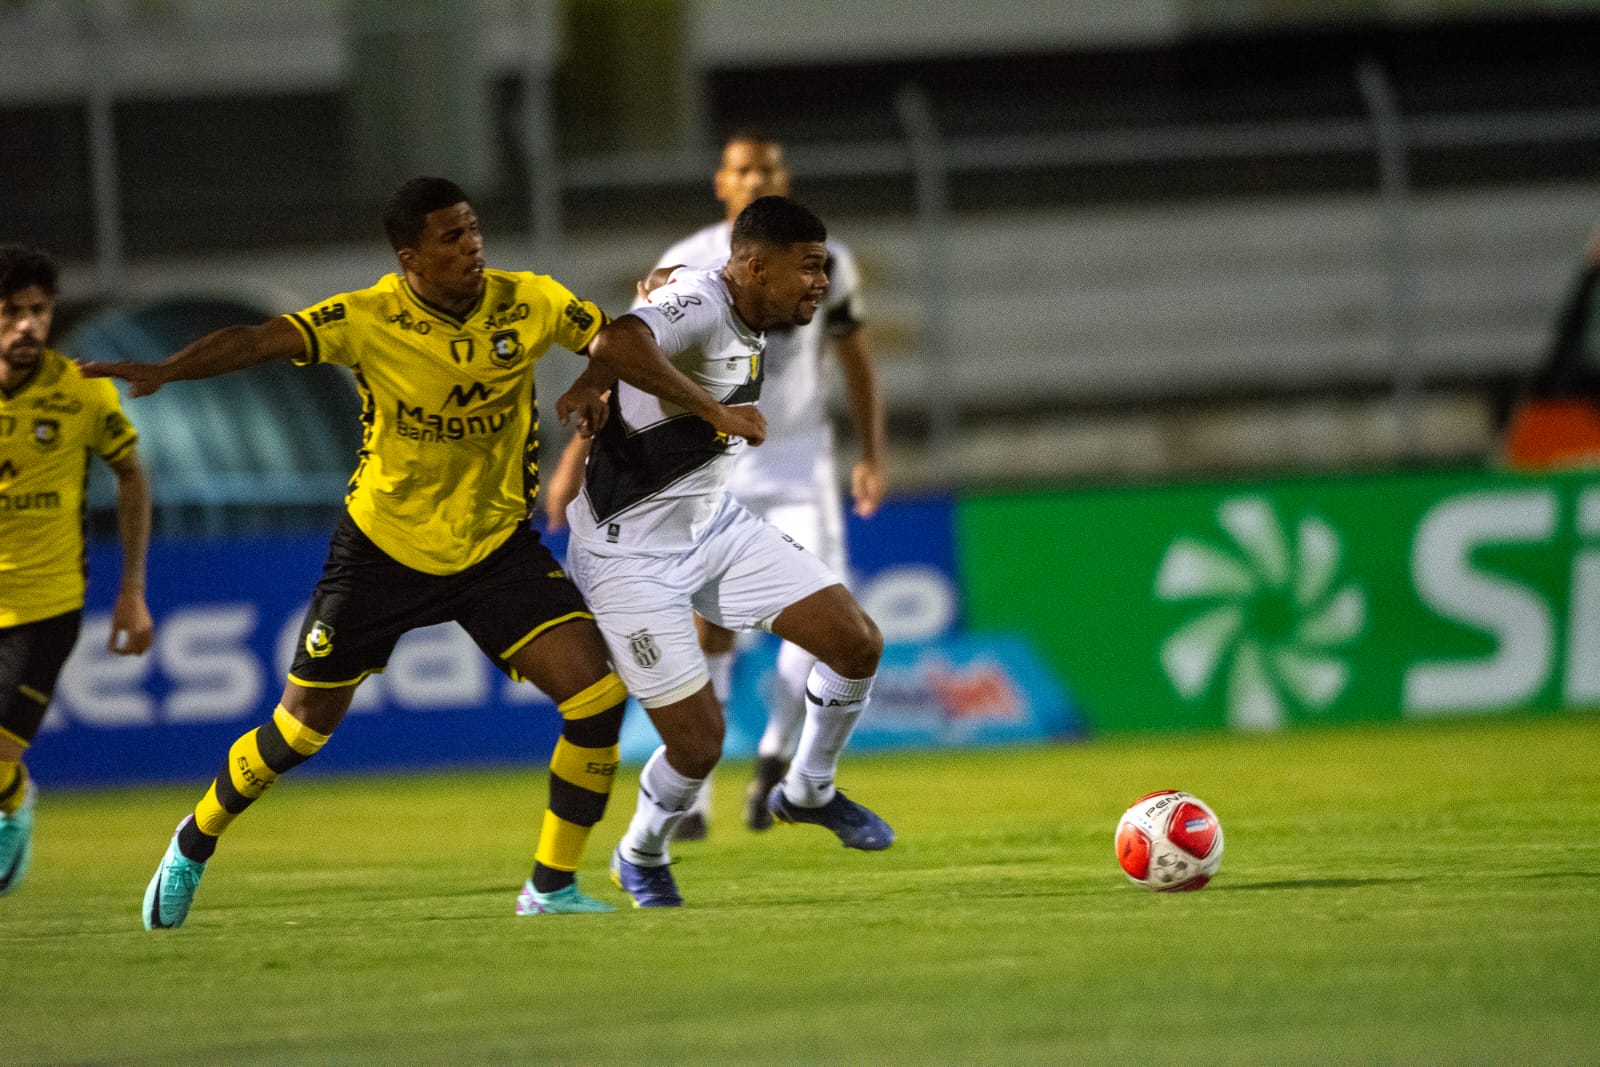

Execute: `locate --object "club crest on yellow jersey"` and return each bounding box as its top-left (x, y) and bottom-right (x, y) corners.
top-left (489, 330), bottom-right (525, 368)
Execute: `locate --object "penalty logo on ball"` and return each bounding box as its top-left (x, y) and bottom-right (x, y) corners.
top-left (1114, 789), bottom-right (1223, 892)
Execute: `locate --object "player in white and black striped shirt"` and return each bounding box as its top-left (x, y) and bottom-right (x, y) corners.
top-left (559, 196), bottom-right (894, 907)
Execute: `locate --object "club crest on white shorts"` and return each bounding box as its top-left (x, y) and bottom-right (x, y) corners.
top-left (628, 629), bottom-right (662, 668)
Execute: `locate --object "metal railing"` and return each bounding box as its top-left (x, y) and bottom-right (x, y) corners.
top-left (528, 72), bottom-right (1598, 463)
top-left (49, 38), bottom-right (1598, 523)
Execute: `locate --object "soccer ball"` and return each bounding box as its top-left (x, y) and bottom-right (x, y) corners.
top-left (1115, 790), bottom-right (1223, 892)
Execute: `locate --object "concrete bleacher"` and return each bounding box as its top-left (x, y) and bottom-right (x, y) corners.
top-left (843, 181), bottom-right (1595, 487)
top-left (84, 179), bottom-right (1594, 507)
top-left (862, 184), bottom-right (1591, 403)
top-left (542, 180), bottom-right (1591, 488)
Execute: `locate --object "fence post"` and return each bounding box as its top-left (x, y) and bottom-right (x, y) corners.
top-left (521, 0), bottom-right (564, 270)
top-left (895, 83), bottom-right (958, 479)
top-left (84, 0), bottom-right (124, 295)
top-left (1357, 57), bottom-right (1423, 459)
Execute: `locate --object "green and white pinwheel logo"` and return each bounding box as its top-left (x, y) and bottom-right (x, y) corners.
top-left (1155, 496), bottom-right (1366, 730)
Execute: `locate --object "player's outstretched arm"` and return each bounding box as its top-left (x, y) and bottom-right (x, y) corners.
top-left (834, 328), bottom-right (887, 517)
top-left (556, 357), bottom-right (616, 438)
top-left (78, 316), bottom-right (307, 397)
top-left (106, 448), bottom-right (154, 655)
top-left (587, 316), bottom-right (766, 445)
top-left (635, 264), bottom-right (682, 303)
top-left (541, 434), bottom-right (592, 532)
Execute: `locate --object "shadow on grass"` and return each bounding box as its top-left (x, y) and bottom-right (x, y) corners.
top-left (1216, 876), bottom-right (1427, 891)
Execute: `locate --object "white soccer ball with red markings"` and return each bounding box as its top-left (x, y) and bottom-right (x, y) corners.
top-left (1115, 790), bottom-right (1223, 892)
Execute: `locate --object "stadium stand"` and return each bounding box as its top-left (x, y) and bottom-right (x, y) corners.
top-left (61, 296), bottom-right (361, 537)
top-left (4, 8), bottom-right (1594, 507)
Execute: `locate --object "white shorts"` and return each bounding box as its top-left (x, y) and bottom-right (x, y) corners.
top-left (731, 450), bottom-right (849, 579)
top-left (566, 495), bottom-right (840, 708)
top-left (746, 494), bottom-right (847, 580)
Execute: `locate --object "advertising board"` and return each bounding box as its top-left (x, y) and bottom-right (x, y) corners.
top-left (959, 468), bottom-right (1600, 732)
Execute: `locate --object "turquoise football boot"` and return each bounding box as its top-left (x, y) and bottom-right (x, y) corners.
top-left (0, 779), bottom-right (38, 896)
top-left (142, 817), bottom-right (208, 930)
top-left (515, 879), bottom-right (614, 915)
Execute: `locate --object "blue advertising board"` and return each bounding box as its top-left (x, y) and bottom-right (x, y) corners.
top-left (30, 534), bottom-right (566, 787)
top-left (33, 495), bottom-right (1079, 788)
top-left (620, 630), bottom-right (1080, 762)
top-left (619, 495), bottom-right (1083, 762)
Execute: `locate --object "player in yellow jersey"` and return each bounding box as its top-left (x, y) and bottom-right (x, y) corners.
top-left (82, 177), bottom-right (630, 927)
top-left (0, 244), bottom-right (155, 896)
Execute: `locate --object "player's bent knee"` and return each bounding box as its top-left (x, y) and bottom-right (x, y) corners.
top-left (826, 611), bottom-right (882, 678)
top-left (558, 674), bottom-right (627, 749)
top-left (280, 682), bottom-right (358, 736)
top-left (653, 717), bottom-right (724, 779)
top-left (858, 612), bottom-right (884, 662)
top-left (638, 679), bottom-right (724, 777)
top-left (556, 672), bottom-right (628, 720)
top-left (668, 742), bottom-right (722, 780)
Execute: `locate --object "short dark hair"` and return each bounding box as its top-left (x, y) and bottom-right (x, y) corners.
top-left (0, 244), bottom-right (59, 300)
top-left (731, 195), bottom-right (826, 252)
top-left (382, 176), bottom-right (470, 252)
top-left (724, 127), bottom-right (780, 150)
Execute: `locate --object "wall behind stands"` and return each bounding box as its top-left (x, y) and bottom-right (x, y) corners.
top-left (691, 0), bottom-right (1179, 64)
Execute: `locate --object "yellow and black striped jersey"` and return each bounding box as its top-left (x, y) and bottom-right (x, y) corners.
top-left (0, 348), bottom-right (139, 626)
top-left (285, 270), bottom-right (603, 575)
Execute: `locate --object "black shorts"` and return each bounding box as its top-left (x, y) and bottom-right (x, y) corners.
top-left (288, 514), bottom-right (592, 688)
top-left (0, 610), bottom-right (82, 744)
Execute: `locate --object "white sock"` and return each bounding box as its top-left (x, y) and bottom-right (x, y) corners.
top-left (783, 662), bottom-right (874, 807)
top-left (759, 642), bottom-right (813, 761)
top-left (621, 745), bottom-right (704, 866)
top-left (685, 769), bottom-right (713, 819)
top-left (705, 650), bottom-right (735, 704)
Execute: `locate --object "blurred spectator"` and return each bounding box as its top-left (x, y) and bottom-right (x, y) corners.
top-left (1502, 226), bottom-right (1600, 469)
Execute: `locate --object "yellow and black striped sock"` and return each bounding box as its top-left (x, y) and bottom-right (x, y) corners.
top-left (179, 705), bottom-right (330, 862)
top-left (0, 716), bottom-right (35, 816)
top-left (531, 673), bottom-right (626, 893)
top-left (0, 757), bottom-right (27, 817)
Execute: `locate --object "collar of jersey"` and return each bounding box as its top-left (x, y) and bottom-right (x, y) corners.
top-left (706, 271), bottom-right (763, 344)
top-left (0, 348), bottom-right (57, 400)
top-left (399, 276), bottom-right (485, 330)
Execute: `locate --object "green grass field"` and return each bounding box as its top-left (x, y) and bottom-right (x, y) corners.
top-left (4, 715), bottom-right (1598, 1065)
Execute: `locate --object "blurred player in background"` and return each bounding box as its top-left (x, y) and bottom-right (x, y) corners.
top-left (0, 244), bottom-right (155, 896)
top-left (1501, 223), bottom-right (1600, 468)
top-left (82, 177), bottom-right (629, 927)
top-left (544, 131), bottom-right (886, 840)
top-left (558, 195), bottom-right (892, 908)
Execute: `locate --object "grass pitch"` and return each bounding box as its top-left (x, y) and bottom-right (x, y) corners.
top-left (4, 715), bottom-right (1598, 1065)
